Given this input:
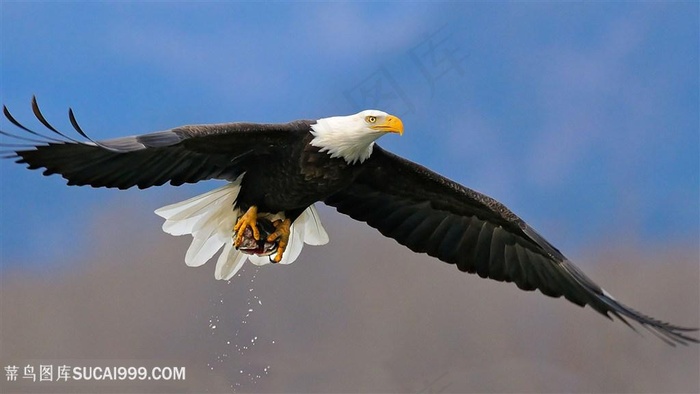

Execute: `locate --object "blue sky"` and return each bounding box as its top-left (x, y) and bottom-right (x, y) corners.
top-left (1, 2), bottom-right (698, 271)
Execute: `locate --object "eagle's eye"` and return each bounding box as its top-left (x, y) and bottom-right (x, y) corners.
top-left (365, 115), bottom-right (377, 123)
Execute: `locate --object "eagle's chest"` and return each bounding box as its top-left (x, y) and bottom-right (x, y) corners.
top-left (236, 143), bottom-right (355, 212)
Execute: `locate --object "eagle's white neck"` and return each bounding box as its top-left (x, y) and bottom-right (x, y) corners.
top-left (309, 116), bottom-right (383, 165)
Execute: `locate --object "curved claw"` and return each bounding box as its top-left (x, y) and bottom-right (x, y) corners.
top-left (267, 218), bottom-right (291, 263)
top-left (233, 206), bottom-right (260, 248)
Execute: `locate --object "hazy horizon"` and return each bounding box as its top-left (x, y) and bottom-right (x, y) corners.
top-left (1, 204), bottom-right (698, 393)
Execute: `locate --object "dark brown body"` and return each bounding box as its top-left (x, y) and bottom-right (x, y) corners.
top-left (235, 130), bottom-right (358, 221)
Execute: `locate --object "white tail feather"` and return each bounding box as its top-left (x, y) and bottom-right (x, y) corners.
top-left (300, 205), bottom-right (329, 246)
top-left (156, 182), bottom-right (239, 237)
top-left (215, 241), bottom-right (247, 280)
top-left (154, 174), bottom-right (329, 280)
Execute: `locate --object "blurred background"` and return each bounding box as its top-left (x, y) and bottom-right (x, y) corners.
top-left (1, 2), bottom-right (698, 393)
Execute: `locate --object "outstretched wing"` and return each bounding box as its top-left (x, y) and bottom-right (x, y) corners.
top-left (1, 97), bottom-right (309, 189)
top-left (325, 145), bottom-right (698, 345)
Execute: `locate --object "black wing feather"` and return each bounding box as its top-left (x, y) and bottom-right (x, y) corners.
top-left (325, 146), bottom-right (698, 345)
top-left (1, 99), bottom-right (307, 189)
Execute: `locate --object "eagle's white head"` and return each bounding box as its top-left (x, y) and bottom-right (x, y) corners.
top-left (310, 110), bottom-right (404, 164)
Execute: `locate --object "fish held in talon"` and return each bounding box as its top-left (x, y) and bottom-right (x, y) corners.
top-left (233, 205), bottom-right (260, 248)
top-left (267, 218), bottom-right (292, 263)
top-left (236, 217), bottom-right (279, 257)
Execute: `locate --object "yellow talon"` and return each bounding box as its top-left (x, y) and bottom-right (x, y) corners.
top-left (268, 218), bottom-right (292, 263)
top-left (233, 206), bottom-right (260, 248)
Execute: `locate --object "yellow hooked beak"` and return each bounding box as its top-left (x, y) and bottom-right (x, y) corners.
top-left (371, 114), bottom-right (404, 135)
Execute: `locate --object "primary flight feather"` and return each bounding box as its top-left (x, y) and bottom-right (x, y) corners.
top-left (2, 97), bottom-right (697, 346)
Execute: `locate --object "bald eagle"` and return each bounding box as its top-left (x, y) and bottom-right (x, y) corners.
top-left (1, 97), bottom-right (697, 346)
